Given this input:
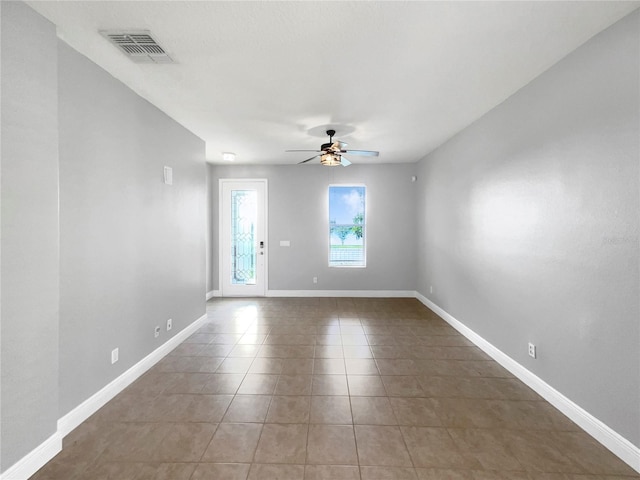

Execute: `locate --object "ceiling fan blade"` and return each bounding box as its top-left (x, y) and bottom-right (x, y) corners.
top-left (286, 149), bottom-right (322, 153)
top-left (340, 157), bottom-right (352, 167)
top-left (341, 149), bottom-right (379, 157)
top-left (298, 155), bottom-right (320, 164)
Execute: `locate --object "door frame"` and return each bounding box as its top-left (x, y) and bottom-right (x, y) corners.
top-left (218, 178), bottom-right (268, 297)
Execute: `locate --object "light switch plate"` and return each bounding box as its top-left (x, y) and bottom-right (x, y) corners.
top-left (163, 166), bottom-right (173, 185)
top-left (280, 240), bottom-right (290, 247)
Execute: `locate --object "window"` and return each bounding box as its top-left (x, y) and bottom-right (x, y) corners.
top-left (329, 185), bottom-right (366, 267)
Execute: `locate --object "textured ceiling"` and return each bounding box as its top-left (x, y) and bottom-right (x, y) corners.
top-left (28, 1), bottom-right (639, 165)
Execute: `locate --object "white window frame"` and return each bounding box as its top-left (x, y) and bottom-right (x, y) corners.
top-left (328, 184), bottom-right (367, 268)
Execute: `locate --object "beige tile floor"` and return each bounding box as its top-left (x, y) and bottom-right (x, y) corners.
top-left (31, 298), bottom-right (639, 479)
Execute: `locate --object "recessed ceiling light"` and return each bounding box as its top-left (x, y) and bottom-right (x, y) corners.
top-left (222, 152), bottom-right (236, 162)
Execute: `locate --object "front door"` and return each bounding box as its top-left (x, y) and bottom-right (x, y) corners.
top-left (220, 179), bottom-right (267, 296)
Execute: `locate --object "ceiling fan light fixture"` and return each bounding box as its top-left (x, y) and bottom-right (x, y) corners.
top-left (289, 129), bottom-right (378, 166)
top-left (320, 153), bottom-right (341, 166)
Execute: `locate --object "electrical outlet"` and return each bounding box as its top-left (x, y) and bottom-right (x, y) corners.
top-left (111, 348), bottom-right (119, 364)
top-left (155, 326), bottom-right (161, 338)
top-left (313, 277), bottom-right (318, 284)
top-left (430, 285), bottom-right (433, 294)
top-left (528, 342), bottom-right (537, 359)
top-left (167, 318), bottom-right (172, 331)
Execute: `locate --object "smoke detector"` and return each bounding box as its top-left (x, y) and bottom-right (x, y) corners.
top-left (100, 30), bottom-right (173, 64)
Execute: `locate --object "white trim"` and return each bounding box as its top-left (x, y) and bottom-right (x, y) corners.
top-left (57, 313), bottom-right (207, 437)
top-left (6, 294), bottom-right (638, 477)
top-left (1, 312), bottom-right (209, 480)
top-left (206, 290), bottom-right (220, 300)
top-left (328, 184), bottom-right (367, 268)
top-left (267, 290), bottom-right (415, 298)
top-left (0, 432), bottom-right (62, 480)
top-left (414, 291), bottom-right (640, 474)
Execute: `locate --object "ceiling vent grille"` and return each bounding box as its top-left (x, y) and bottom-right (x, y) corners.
top-left (100, 30), bottom-right (174, 64)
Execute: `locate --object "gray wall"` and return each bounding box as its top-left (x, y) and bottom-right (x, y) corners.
top-left (1, 2), bottom-right (207, 472)
top-left (58, 41), bottom-right (207, 415)
top-left (416, 11), bottom-right (639, 446)
top-left (2, 0), bottom-right (637, 473)
top-left (209, 164), bottom-right (418, 292)
top-left (206, 164), bottom-right (215, 293)
top-left (0, 1), bottom-right (60, 470)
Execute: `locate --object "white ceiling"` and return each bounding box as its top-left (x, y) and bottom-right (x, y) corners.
top-left (28, 1), bottom-right (639, 166)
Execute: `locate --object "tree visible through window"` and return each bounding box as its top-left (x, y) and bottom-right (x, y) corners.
top-left (329, 185), bottom-right (366, 267)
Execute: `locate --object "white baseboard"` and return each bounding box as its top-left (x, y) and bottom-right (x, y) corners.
top-left (0, 432), bottom-right (62, 480)
top-left (5, 294), bottom-right (638, 477)
top-left (1, 311), bottom-right (209, 480)
top-left (267, 289), bottom-right (415, 298)
top-left (57, 312), bottom-right (208, 438)
top-left (414, 291), bottom-right (640, 474)
top-left (206, 290), bottom-right (221, 300)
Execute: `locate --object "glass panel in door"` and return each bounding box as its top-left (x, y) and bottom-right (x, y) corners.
top-left (220, 179), bottom-right (267, 296)
top-left (231, 189), bottom-right (257, 285)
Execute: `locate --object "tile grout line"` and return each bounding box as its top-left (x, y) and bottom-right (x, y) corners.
top-left (194, 315), bottom-right (264, 474)
top-left (343, 314), bottom-right (364, 480)
top-left (34, 299), bottom-right (638, 479)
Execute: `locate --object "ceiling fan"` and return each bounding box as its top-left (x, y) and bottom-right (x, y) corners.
top-left (286, 129), bottom-right (379, 167)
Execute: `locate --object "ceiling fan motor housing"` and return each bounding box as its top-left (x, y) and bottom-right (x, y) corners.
top-left (322, 129), bottom-right (337, 151)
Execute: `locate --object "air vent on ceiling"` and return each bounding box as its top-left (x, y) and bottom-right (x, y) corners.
top-left (100, 30), bottom-right (174, 64)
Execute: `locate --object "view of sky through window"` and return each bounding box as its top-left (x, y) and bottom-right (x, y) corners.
top-left (329, 185), bottom-right (366, 267)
